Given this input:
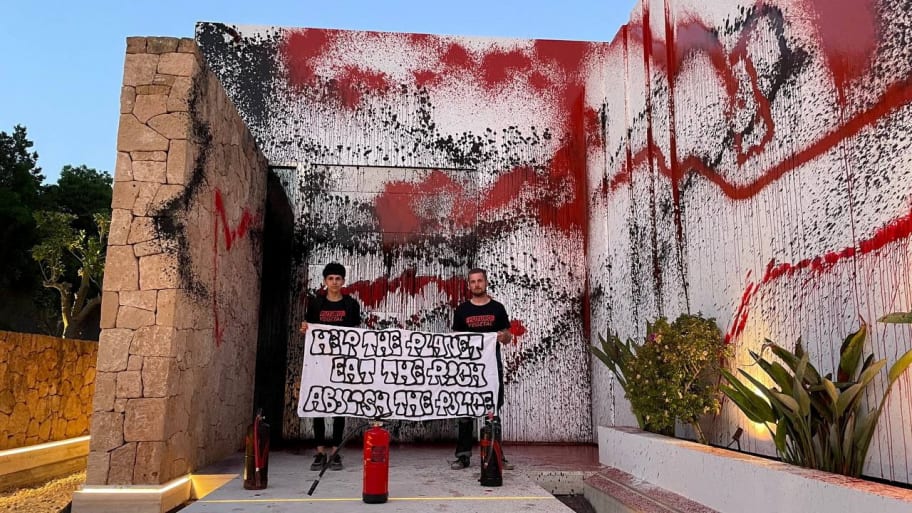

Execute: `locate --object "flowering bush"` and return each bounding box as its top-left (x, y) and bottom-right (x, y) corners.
top-left (594, 314), bottom-right (730, 442)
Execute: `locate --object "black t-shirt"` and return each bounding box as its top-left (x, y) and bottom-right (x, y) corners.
top-left (452, 298), bottom-right (510, 406)
top-left (452, 299), bottom-right (510, 333)
top-left (306, 294), bottom-right (361, 328)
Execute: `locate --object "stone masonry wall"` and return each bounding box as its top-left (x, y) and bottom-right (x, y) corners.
top-left (87, 36), bottom-right (267, 486)
top-left (0, 331), bottom-right (97, 450)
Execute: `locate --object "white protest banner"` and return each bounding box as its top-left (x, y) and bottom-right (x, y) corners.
top-left (297, 324), bottom-right (499, 421)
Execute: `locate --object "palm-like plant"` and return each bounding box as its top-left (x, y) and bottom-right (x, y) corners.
top-left (590, 331), bottom-right (644, 429)
top-left (722, 320), bottom-right (912, 476)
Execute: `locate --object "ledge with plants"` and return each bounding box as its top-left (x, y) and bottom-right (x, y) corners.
top-left (591, 312), bottom-right (912, 512)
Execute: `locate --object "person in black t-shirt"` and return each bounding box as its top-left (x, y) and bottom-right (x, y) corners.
top-left (449, 267), bottom-right (514, 470)
top-left (299, 262), bottom-right (362, 471)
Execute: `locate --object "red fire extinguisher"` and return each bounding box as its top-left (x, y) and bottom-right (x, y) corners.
top-left (362, 421), bottom-right (390, 503)
top-left (243, 409), bottom-right (269, 490)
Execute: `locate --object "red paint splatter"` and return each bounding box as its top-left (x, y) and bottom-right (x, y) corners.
top-left (374, 170), bottom-right (476, 245)
top-left (532, 39), bottom-right (591, 79)
top-left (509, 319), bottom-right (528, 339)
top-left (412, 69), bottom-right (441, 88)
top-left (803, 0), bottom-right (879, 104)
top-left (480, 49), bottom-right (533, 89)
top-left (407, 32), bottom-right (439, 49)
top-left (334, 66), bottom-right (391, 108)
top-left (374, 101), bottom-right (591, 242)
top-left (726, 209), bottom-right (912, 343)
top-left (529, 71), bottom-right (551, 91)
top-left (213, 189), bottom-right (256, 347)
top-left (281, 28), bottom-right (335, 89)
top-left (605, 0), bottom-right (898, 201)
top-left (343, 268), bottom-right (468, 309)
top-left (440, 42), bottom-right (475, 70)
top-left (281, 30), bottom-right (394, 108)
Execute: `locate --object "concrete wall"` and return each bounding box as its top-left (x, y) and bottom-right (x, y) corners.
top-left (598, 427), bottom-right (912, 513)
top-left (196, 23), bottom-right (607, 443)
top-left (589, 0), bottom-right (912, 485)
top-left (87, 36), bottom-right (267, 485)
top-left (0, 331), bottom-right (96, 450)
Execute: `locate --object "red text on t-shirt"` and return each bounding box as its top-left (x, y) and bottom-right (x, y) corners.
top-left (320, 310), bottom-right (346, 323)
top-left (465, 314), bottom-right (496, 329)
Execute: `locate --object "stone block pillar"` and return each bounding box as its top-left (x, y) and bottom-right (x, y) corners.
top-left (80, 36), bottom-right (267, 500)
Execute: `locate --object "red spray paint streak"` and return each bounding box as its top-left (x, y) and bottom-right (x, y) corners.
top-left (374, 101), bottom-right (592, 240)
top-left (606, 0), bottom-right (891, 200)
top-left (342, 269), bottom-right (468, 309)
top-left (213, 188), bottom-right (255, 347)
top-left (605, 77), bottom-right (912, 201)
top-left (281, 28), bottom-right (334, 87)
top-left (373, 170), bottom-right (477, 245)
top-left (725, 208), bottom-right (912, 343)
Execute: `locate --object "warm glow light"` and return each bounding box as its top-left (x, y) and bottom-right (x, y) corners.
top-left (79, 476), bottom-right (190, 494)
top-left (0, 435), bottom-right (90, 458)
top-left (742, 379), bottom-right (774, 439)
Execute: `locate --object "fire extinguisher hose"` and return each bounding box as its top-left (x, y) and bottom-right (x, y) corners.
top-left (307, 414), bottom-right (391, 496)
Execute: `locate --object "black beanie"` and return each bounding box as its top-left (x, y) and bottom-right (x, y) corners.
top-left (322, 262), bottom-right (346, 278)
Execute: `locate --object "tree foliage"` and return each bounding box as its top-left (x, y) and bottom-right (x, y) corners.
top-left (32, 211), bottom-right (110, 338)
top-left (0, 125), bottom-right (44, 288)
top-left (0, 124), bottom-right (112, 337)
top-left (43, 165), bottom-right (114, 233)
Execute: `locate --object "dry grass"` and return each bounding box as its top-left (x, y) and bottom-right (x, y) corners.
top-left (0, 471), bottom-right (84, 513)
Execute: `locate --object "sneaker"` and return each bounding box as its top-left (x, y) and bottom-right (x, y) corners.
top-left (502, 457), bottom-right (514, 470)
top-left (330, 453), bottom-right (343, 471)
top-left (310, 453), bottom-right (326, 471)
top-left (450, 456), bottom-right (470, 470)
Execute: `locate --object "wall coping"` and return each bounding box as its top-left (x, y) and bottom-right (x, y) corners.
top-left (0, 436), bottom-right (90, 491)
top-left (598, 426), bottom-right (912, 513)
top-left (72, 475), bottom-right (192, 513)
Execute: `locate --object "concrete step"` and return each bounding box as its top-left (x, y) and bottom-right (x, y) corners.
top-left (584, 467), bottom-right (719, 513)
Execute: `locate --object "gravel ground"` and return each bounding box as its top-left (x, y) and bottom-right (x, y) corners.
top-left (0, 472), bottom-right (84, 513)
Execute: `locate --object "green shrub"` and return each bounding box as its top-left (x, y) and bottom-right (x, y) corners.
top-left (592, 314), bottom-right (731, 443)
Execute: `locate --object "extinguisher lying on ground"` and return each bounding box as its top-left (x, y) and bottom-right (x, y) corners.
top-left (243, 409), bottom-right (270, 490)
top-left (479, 413), bottom-right (503, 487)
top-left (307, 415), bottom-right (391, 504)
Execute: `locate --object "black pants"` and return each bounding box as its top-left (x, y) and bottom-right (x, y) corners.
top-left (314, 416), bottom-right (345, 447)
top-left (455, 417), bottom-right (475, 458)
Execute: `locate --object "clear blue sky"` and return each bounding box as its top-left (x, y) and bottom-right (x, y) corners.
top-left (1, 0), bottom-right (637, 183)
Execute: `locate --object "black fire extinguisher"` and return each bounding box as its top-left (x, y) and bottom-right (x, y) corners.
top-left (479, 414), bottom-right (503, 487)
top-left (362, 421), bottom-right (390, 503)
top-left (243, 409), bottom-right (269, 490)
